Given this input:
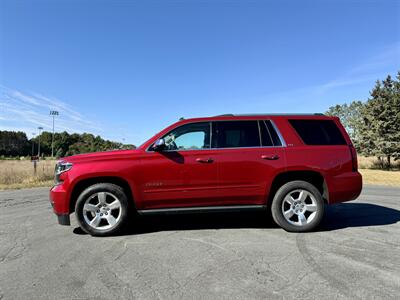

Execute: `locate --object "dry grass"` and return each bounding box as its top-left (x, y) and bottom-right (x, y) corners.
top-left (359, 169), bottom-right (400, 187)
top-left (358, 156), bottom-right (376, 169)
top-left (0, 159), bottom-right (55, 190)
top-left (358, 156), bottom-right (400, 170)
top-left (357, 156), bottom-right (400, 186)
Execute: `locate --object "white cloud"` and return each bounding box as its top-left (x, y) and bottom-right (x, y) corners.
top-left (0, 86), bottom-right (104, 138)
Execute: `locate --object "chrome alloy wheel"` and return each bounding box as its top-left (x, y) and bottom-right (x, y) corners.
top-left (82, 192), bottom-right (122, 231)
top-left (281, 189), bottom-right (318, 226)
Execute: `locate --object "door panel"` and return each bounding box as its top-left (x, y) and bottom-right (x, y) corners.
top-left (139, 150), bottom-right (219, 209)
top-left (217, 147), bottom-right (285, 204)
top-left (139, 151), bottom-right (185, 208)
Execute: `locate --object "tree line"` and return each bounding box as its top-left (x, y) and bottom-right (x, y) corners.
top-left (0, 130), bottom-right (135, 158)
top-left (326, 72), bottom-right (400, 169)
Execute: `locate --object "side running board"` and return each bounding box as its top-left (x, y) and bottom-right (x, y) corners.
top-left (137, 205), bottom-right (267, 215)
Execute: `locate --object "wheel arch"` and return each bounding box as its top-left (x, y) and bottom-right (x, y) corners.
top-left (69, 176), bottom-right (135, 214)
top-left (267, 170), bottom-right (328, 206)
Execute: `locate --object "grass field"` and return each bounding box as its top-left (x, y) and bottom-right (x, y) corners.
top-left (0, 159), bottom-right (55, 190)
top-left (0, 157), bottom-right (399, 190)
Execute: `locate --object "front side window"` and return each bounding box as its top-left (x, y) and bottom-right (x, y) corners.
top-left (160, 122), bottom-right (211, 151)
top-left (212, 121), bottom-right (260, 148)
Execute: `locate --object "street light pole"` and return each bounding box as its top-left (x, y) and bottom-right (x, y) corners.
top-left (38, 127), bottom-right (43, 158)
top-left (50, 110), bottom-right (59, 157)
top-left (31, 133), bottom-right (36, 156)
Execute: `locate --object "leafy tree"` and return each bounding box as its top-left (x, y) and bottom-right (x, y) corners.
top-left (326, 101), bottom-right (364, 150)
top-left (0, 131), bottom-right (30, 156)
top-left (1, 130), bottom-right (135, 158)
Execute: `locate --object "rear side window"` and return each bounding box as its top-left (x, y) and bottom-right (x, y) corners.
top-left (213, 121), bottom-right (260, 148)
top-left (289, 119), bottom-right (346, 145)
top-left (259, 120), bottom-right (282, 146)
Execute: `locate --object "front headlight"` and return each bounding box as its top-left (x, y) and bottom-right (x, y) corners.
top-left (55, 161), bottom-right (73, 184)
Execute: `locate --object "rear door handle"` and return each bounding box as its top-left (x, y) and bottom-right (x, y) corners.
top-left (196, 158), bottom-right (214, 163)
top-left (261, 154), bottom-right (279, 160)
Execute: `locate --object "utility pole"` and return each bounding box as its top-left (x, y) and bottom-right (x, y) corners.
top-left (31, 133), bottom-right (36, 156)
top-left (50, 110), bottom-right (59, 157)
top-left (38, 127), bottom-right (43, 158)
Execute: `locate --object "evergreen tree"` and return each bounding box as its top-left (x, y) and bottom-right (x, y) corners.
top-left (359, 73), bottom-right (400, 168)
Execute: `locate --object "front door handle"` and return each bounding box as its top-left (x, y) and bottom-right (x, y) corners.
top-left (261, 154), bottom-right (279, 160)
top-left (196, 158), bottom-right (214, 163)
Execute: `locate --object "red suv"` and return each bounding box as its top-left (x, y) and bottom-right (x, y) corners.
top-left (50, 114), bottom-right (362, 236)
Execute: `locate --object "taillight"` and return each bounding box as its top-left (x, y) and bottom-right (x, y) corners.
top-left (349, 145), bottom-right (358, 172)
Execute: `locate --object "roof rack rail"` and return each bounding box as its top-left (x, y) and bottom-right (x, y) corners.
top-left (214, 113), bottom-right (325, 117)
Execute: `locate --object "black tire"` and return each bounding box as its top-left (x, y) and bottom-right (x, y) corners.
top-left (271, 180), bottom-right (325, 232)
top-left (75, 183), bottom-right (129, 236)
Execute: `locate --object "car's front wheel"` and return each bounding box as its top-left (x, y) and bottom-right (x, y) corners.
top-left (271, 180), bottom-right (325, 232)
top-left (75, 183), bottom-right (129, 236)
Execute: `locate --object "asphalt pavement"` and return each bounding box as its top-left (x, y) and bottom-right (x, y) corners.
top-left (0, 185), bottom-right (399, 299)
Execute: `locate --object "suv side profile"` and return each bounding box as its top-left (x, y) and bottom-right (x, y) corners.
top-left (50, 114), bottom-right (362, 236)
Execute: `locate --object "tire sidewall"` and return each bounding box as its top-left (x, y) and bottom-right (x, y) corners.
top-left (75, 183), bottom-right (129, 236)
top-left (271, 180), bottom-right (325, 232)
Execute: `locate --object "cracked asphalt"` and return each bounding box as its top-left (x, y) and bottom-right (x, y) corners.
top-left (0, 185), bottom-right (400, 299)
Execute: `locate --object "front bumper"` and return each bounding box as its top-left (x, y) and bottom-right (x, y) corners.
top-left (49, 184), bottom-right (71, 226)
top-left (57, 214), bottom-right (71, 225)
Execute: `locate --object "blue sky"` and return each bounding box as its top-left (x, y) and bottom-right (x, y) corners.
top-left (0, 0), bottom-right (399, 146)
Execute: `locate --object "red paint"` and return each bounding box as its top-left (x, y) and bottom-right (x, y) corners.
top-left (50, 115), bottom-right (362, 218)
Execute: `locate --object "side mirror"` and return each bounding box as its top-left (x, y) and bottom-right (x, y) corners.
top-left (153, 138), bottom-right (166, 151)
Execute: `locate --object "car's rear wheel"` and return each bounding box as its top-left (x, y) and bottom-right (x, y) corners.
top-left (271, 180), bottom-right (324, 232)
top-left (75, 183), bottom-right (129, 236)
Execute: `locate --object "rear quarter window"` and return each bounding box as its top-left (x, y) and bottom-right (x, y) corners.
top-left (289, 119), bottom-right (346, 145)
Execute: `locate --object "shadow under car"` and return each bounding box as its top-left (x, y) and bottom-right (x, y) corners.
top-left (73, 202), bottom-right (400, 236)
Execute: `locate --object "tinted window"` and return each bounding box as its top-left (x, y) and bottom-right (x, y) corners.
top-left (161, 122), bottom-right (210, 150)
top-left (260, 120), bottom-right (282, 146)
top-left (213, 121), bottom-right (260, 148)
top-left (289, 119), bottom-right (346, 145)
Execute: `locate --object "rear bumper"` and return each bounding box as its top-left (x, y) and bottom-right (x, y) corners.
top-left (49, 184), bottom-right (71, 226)
top-left (328, 171), bottom-right (362, 204)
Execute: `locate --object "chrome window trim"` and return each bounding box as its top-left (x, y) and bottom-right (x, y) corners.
top-left (147, 145), bottom-right (285, 153)
top-left (146, 119), bottom-right (287, 152)
top-left (270, 120), bottom-right (287, 147)
top-left (209, 122), bottom-right (213, 149)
